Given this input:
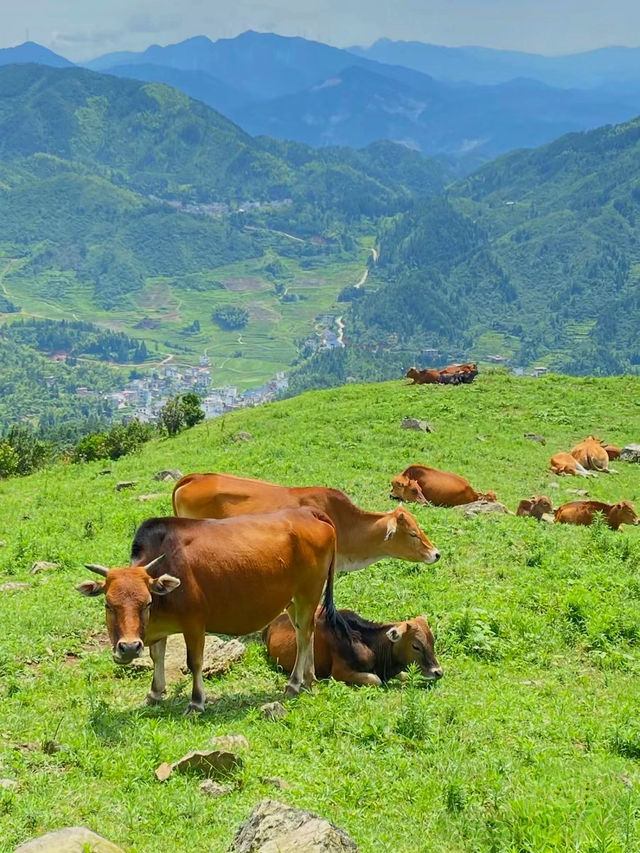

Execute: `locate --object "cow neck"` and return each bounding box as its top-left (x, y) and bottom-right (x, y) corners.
top-left (323, 492), bottom-right (391, 571)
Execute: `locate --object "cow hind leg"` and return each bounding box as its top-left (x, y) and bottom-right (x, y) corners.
top-left (184, 628), bottom-right (206, 713)
top-left (146, 637), bottom-right (167, 705)
top-left (284, 598), bottom-right (317, 697)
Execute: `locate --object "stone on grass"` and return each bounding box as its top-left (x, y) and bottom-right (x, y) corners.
top-left (137, 493), bottom-right (162, 502)
top-left (153, 469), bottom-right (183, 482)
top-left (621, 444), bottom-right (640, 463)
top-left (524, 433), bottom-right (546, 445)
top-left (232, 431), bottom-right (253, 442)
top-left (131, 634), bottom-right (246, 680)
top-left (115, 481), bottom-right (136, 491)
top-left (400, 418), bottom-right (433, 433)
top-left (200, 779), bottom-right (235, 797)
top-left (0, 582), bottom-right (28, 592)
top-left (14, 827), bottom-right (124, 852)
top-left (457, 501), bottom-right (512, 518)
top-left (155, 749), bottom-right (242, 782)
top-left (0, 778), bottom-right (17, 789)
top-left (30, 561), bottom-right (60, 575)
top-left (260, 701), bottom-right (288, 721)
top-left (567, 489), bottom-right (589, 496)
top-left (262, 777), bottom-right (291, 790)
top-left (0, 540), bottom-right (6, 547)
top-left (230, 799), bottom-right (358, 853)
top-left (211, 734), bottom-right (249, 751)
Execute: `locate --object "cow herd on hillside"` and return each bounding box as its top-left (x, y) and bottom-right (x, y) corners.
top-left (76, 367), bottom-right (638, 709)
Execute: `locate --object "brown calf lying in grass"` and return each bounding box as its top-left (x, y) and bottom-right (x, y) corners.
top-left (265, 608), bottom-right (442, 687)
top-left (554, 500), bottom-right (638, 531)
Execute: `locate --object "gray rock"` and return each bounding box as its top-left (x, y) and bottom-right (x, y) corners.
top-left (0, 540), bottom-right (6, 547)
top-left (115, 481), bottom-right (136, 491)
top-left (230, 799), bottom-right (358, 853)
top-left (0, 778), bottom-right (17, 789)
top-left (524, 433), bottom-right (546, 445)
top-left (211, 734), bottom-right (249, 751)
top-left (155, 749), bottom-right (242, 782)
top-left (621, 444), bottom-right (640, 463)
top-left (400, 418), bottom-right (434, 433)
top-left (131, 634), bottom-right (246, 679)
top-left (232, 431), bottom-right (253, 442)
top-left (29, 561), bottom-right (60, 575)
top-left (200, 779), bottom-right (234, 797)
top-left (137, 493), bottom-right (163, 502)
top-left (262, 777), bottom-right (291, 790)
top-left (457, 501), bottom-right (512, 517)
top-left (567, 489), bottom-right (589, 496)
top-left (0, 582), bottom-right (28, 592)
top-left (260, 701), bottom-right (288, 721)
top-left (153, 469), bottom-right (183, 482)
top-left (15, 827), bottom-right (125, 852)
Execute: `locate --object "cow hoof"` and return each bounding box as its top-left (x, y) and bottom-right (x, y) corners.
top-left (146, 691), bottom-right (164, 705)
top-left (284, 683), bottom-right (301, 698)
top-left (184, 702), bottom-right (205, 715)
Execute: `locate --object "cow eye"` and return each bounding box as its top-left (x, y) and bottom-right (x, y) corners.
top-left (410, 532), bottom-right (419, 538)
top-left (411, 643), bottom-right (421, 651)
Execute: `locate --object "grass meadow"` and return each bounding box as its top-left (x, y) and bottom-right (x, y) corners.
top-left (0, 372), bottom-right (639, 851)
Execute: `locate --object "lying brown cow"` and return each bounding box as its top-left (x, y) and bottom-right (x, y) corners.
top-left (517, 495), bottom-right (554, 520)
top-left (439, 362), bottom-right (477, 376)
top-left (77, 509), bottom-right (340, 711)
top-left (391, 464), bottom-right (497, 507)
top-left (571, 436), bottom-right (616, 473)
top-left (173, 472), bottom-right (440, 572)
top-left (550, 452), bottom-right (593, 477)
top-left (603, 444), bottom-right (621, 460)
top-left (554, 500), bottom-right (639, 530)
top-left (406, 367), bottom-right (440, 385)
top-left (265, 608), bottom-right (442, 686)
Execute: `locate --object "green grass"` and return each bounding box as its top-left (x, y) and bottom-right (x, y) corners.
top-left (1, 373), bottom-right (640, 851)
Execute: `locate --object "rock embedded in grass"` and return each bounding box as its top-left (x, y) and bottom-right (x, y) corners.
top-left (200, 779), bottom-right (235, 797)
top-left (0, 581), bottom-right (29, 591)
top-left (230, 799), bottom-right (359, 852)
top-left (155, 749), bottom-right (242, 782)
top-left (153, 469), bottom-right (183, 481)
top-left (260, 701), bottom-right (288, 720)
top-left (115, 481), bottom-right (136, 491)
top-left (621, 444), bottom-right (640, 462)
top-left (29, 561), bottom-right (60, 575)
top-left (401, 417), bottom-right (434, 432)
top-left (14, 827), bottom-right (125, 852)
top-left (457, 500), bottom-right (512, 517)
top-left (131, 634), bottom-right (246, 679)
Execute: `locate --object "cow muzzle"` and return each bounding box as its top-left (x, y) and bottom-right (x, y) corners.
top-left (423, 666), bottom-right (443, 681)
top-left (113, 639), bottom-right (144, 664)
top-left (425, 549), bottom-right (441, 564)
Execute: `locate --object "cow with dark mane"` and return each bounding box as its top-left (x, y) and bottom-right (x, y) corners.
top-left (265, 607), bottom-right (442, 686)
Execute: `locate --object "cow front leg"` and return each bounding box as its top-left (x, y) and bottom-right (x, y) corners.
top-left (284, 599), bottom-right (317, 697)
top-left (184, 629), bottom-right (206, 713)
top-left (331, 660), bottom-right (382, 687)
top-left (146, 637), bottom-right (167, 704)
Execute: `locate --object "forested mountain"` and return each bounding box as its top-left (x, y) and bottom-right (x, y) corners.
top-left (0, 63), bottom-right (449, 311)
top-left (88, 31), bottom-right (640, 168)
top-left (349, 39), bottom-right (640, 89)
top-left (289, 115), bottom-right (640, 391)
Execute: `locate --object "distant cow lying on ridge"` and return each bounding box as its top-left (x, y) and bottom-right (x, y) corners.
top-left (265, 608), bottom-right (442, 686)
top-left (406, 367), bottom-right (440, 385)
top-left (391, 464), bottom-right (497, 507)
top-left (77, 509), bottom-right (343, 710)
top-left (554, 500), bottom-right (639, 530)
top-left (517, 495), bottom-right (554, 520)
top-left (405, 364), bottom-right (478, 386)
top-left (172, 472), bottom-right (440, 573)
top-left (550, 452), bottom-right (594, 477)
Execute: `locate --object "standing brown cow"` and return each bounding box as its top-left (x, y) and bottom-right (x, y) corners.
top-left (76, 509), bottom-right (341, 710)
top-left (172, 473), bottom-right (440, 572)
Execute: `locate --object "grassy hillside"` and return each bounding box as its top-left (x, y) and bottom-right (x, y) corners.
top-left (1, 373), bottom-right (640, 851)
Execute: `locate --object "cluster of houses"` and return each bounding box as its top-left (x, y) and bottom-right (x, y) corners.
top-left (79, 362), bottom-right (289, 424)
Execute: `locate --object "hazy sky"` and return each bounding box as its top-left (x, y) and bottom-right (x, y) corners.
top-left (1, 0), bottom-right (639, 60)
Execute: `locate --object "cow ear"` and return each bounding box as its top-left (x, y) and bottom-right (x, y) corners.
top-left (149, 574), bottom-right (181, 596)
top-left (385, 516), bottom-right (398, 540)
top-left (386, 626), bottom-right (403, 643)
top-left (76, 579), bottom-right (105, 597)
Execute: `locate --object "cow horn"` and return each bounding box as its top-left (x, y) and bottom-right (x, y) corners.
top-left (145, 554), bottom-right (166, 573)
top-left (85, 563), bottom-right (109, 577)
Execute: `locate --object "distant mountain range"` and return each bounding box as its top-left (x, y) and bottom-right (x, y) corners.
top-left (349, 39), bottom-right (640, 89)
top-left (3, 33), bottom-right (640, 168)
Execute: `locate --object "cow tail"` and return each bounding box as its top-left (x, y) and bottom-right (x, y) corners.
top-left (321, 535), bottom-right (352, 640)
